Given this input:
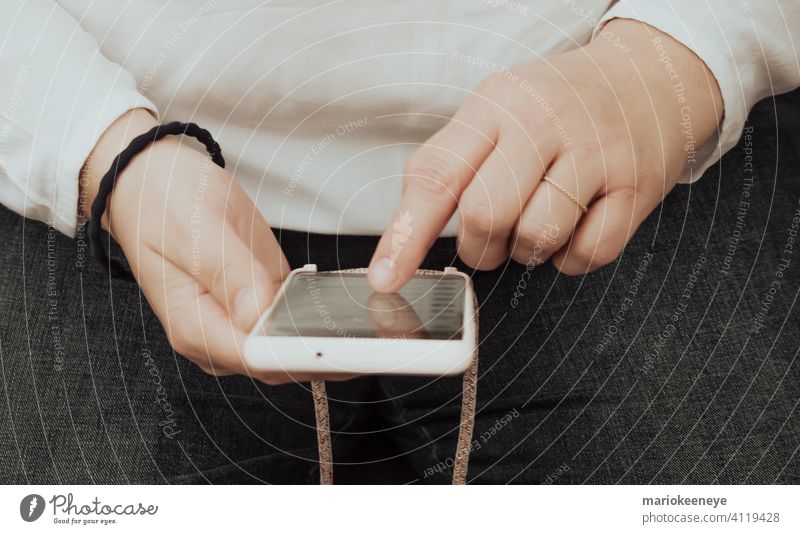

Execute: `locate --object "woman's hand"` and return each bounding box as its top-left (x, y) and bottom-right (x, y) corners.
top-left (368, 19), bottom-right (723, 291)
top-left (81, 109), bottom-right (336, 385)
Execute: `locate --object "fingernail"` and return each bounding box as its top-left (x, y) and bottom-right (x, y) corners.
top-left (369, 258), bottom-right (398, 292)
top-left (233, 287), bottom-right (259, 330)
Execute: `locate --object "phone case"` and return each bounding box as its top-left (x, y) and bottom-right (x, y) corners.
top-left (245, 264), bottom-right (477, 376)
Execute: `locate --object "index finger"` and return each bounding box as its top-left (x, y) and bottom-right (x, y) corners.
top-left (368, 104), bottom-right (497, 292)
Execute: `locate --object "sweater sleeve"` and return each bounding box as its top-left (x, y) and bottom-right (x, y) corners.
top-left (597, 0), bottom-right (800, 182)
top-left (0, 0), bottom-right (158, 236)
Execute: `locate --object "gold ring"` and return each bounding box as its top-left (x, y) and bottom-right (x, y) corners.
top-left (542, 176), bottom-right (589, 214)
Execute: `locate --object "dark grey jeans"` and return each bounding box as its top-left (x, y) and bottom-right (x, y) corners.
top-left (2, 92), bottom-right (799, 484)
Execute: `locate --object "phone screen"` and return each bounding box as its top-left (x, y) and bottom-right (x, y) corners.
top-left (261, 272), bottom-right (466, 340)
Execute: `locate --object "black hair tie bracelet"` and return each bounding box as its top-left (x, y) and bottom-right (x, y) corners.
top-left (88, 121), bottom-right (226, 282)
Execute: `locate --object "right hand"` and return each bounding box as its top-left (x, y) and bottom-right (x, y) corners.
top-left (81, 109), bottom-right (333, 384)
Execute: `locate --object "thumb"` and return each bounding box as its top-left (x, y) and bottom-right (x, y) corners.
top-left (220, 237), bottom-right (277, 332)
top-left (175, 223), bottom-right (277, 332)
top-left (368, 112), bottom-right (496, 292)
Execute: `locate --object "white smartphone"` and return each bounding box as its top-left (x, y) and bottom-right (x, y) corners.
top-left (244, 265), bottom-right (476, 376)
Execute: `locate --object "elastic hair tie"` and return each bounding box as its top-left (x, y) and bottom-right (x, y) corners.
top-left (88, 121), bottom-right (225, 281)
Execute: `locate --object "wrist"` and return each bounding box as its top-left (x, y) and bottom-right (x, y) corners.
top-left (81, 110), bottom-right (214, 239)
top-left (589, 19), bottom-right (723, 169)
top-left (79, 108), bottom-right (159, 231)
top-left (103, 129), bottom-right (223, 242)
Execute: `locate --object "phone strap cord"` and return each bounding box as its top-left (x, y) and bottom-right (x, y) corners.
top-left (452, 340), bottom-right (479, 485)
top-left (311, 268), bottom-right (479, 485)
top-left (311, 380), bottom-right (334, 484)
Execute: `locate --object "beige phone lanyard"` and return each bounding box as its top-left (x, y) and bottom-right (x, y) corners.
top-left (310, 268), bottom-right (479, 485)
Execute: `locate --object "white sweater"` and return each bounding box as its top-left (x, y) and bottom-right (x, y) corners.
top-left (1, 0), bottom-right (798, 237)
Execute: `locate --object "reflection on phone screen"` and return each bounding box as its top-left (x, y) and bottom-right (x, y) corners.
top-left (263, 273), bottom-right (465, 340)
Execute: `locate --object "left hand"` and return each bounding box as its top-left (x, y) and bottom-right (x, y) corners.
top-left (368, 19), bottom-right (723, 291)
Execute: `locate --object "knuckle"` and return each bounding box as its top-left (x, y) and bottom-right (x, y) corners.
top-left (563, 145), bottom-right (606, 182)
top-left (517, 89), bottom-right (564, 122)
top-left (460, 200), bottom-right (498, 237)
top-left (554, 259), bottom-right (582, 276)
top-left (570, 241), bottom-right (620, 271)
top-left (509, 242), bottom-right (550, 268)
top-left (456, 248), bottom-right (505, 272)
top-left (566, 241), bottom-right (595, 267)
top-left (592, 245), bottom-right (622, 268)
top-left (515, 218), bottom-right (562, 249)
top-left (510, 248), bottom-right (537, 266)
top-left (510, 223), bottom-right (561, 266)
top-left (405, 152), bottom-right (463, 197)
top-left (519, 110), bottom-right (556, 137)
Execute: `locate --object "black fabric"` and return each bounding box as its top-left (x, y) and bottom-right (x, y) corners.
top-left (88, 121), bottom-right (225, 281)
top-left (1, 91), bottom-right (799, 484)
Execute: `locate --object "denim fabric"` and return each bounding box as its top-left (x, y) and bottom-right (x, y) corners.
top-left (1, 91), bottom-right (799, 484)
